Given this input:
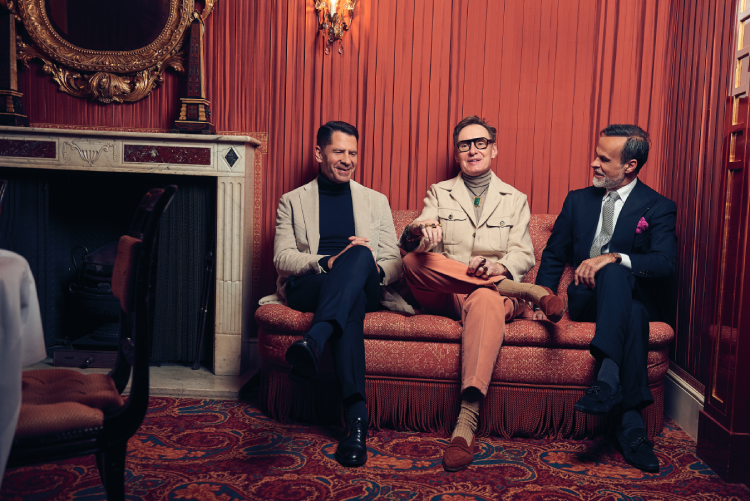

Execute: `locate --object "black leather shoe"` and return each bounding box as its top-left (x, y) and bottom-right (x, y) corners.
top-left (573, 380), bottom-right (623, 415)
top-left (285, 336), bottom-right (319, 383)
top-left (335, 417), bottom-right (368, 467)
top-left (616, 427), bottom-right (659, 473)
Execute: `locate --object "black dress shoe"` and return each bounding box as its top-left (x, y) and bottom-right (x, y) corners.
top-left (616, 427), bottom-right (659, 473)
top-left (285, 336), bottom-right (319, 383)
top-left (573, 380), bottom-right (623, 415)
top-left (335, 417), bottom-right (368, 467)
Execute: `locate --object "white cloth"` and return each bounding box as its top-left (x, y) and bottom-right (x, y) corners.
top-left (593, 177), bottom-right (638, 269)
top-left (0, 250), bottom-right (46, 489)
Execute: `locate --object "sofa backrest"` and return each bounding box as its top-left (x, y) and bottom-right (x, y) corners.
top-left (391, 210), bottom-right (574, 296)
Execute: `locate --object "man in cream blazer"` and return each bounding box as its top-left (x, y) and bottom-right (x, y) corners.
top-left (400, 116), bottom-right (564, 472)
top-left (259, 121), bottom-right (406, 469)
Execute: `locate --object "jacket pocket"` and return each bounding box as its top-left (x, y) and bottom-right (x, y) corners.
top-left (438, 208), bottom-right (468, 245)
top-left (486, 215), bottom-right (513, 251)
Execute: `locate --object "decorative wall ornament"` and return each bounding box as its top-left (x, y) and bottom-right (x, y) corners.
top-left (11, 0), bottom-right (217, 104)
top-left (63, 141), bottom-right (114, 166)
top-left (314, 0), bottom-right (356, 55)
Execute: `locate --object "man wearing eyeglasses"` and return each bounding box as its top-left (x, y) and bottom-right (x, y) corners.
top-left (399, 116), bottom-right (565, 472)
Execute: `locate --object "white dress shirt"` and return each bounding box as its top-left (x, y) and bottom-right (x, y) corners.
top-left (593, 177), bottom-right (638, 269)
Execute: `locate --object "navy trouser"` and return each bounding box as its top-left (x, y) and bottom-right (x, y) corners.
top-left (285, 245), bottom-right (381, 401)
top-left (570, 263), bottom-right (653, 411)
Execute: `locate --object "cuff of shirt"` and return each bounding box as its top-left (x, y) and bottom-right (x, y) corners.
top-left (318, 256), bottom-right (331, 273)
top-left (620, 253), bottom-right (632, 269)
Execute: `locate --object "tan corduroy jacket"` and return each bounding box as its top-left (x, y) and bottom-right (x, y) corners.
top-left (259, 177), bottom-right (413, 313)
top-left (401, 172), bottom-right (535, 283)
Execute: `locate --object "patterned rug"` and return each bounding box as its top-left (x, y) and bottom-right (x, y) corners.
top-left (2, 396), bottom-right (749, 501)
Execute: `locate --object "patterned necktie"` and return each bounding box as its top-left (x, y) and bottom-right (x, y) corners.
top-left (589, 191), bottom-right (620, 258)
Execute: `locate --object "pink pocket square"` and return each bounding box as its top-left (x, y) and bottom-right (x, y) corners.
top-left (636, 217), bottom-right (648, 234)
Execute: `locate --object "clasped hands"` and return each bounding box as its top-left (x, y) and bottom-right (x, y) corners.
top-left (328, 236), bottom-right (380, 273)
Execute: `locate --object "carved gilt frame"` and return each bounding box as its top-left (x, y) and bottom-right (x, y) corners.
top-left (11, 0), bottom-right (216, 104)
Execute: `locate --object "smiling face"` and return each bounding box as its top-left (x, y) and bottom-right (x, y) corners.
top-left (454, 124), bottom-right (497, 177)
top-left (591, 135), bottom-right (636, 191)
top-left (315, 131), bottom-right (358, 184)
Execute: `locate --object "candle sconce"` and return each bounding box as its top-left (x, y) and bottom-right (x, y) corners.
top-left (315, 0), bottom-right (356, 55)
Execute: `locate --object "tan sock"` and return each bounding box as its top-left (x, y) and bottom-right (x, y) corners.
top-left (451, 393), bottom-right (481, 444)
top-left (494, 280), bottom-right (552, 306)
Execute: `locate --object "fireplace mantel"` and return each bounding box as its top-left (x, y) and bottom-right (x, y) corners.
top-left (0, 126), bottom-right (261, 376)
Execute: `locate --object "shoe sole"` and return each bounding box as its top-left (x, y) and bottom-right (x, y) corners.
top-left (335, 451), bottom-right (367, 467)
top-left (573, 400), bottom-right (622, 416)
top-left (442, 462), bottom-right (472, 472)
top-left (546, 297), bottom-right (567, 323)
top-left (285, 344), bottom-right (317, 381)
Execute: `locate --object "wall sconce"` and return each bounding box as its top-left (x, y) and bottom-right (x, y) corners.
top-left (315, 0), bottom-right (356, 55)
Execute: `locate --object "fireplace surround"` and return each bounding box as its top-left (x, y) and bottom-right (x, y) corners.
top-left (0, 126), bottom-right (260, 376)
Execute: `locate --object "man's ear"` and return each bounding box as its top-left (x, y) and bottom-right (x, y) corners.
top-left (453, 147), bottom-right (460, 164)
top-left (624, 159), bottom-right (638, 175)
top-left (314, 145), bottom-right (323, 164)
top-left (491, 142), bottom-right (498, 160)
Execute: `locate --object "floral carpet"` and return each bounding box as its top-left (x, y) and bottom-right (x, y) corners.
top-left (2, 396), bottom-right (749, 501)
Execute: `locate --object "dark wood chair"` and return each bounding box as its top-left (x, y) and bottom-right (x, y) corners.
top-left (7, 185), bottom-right (178, 501)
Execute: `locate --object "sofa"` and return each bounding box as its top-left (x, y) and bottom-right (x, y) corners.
top-left (255, 210), bottom-right (673, 439)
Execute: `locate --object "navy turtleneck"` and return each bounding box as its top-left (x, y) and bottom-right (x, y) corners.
top-left (318, 174), bottom-right (355, 257)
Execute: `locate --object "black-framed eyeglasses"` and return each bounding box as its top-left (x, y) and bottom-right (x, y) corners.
top-left (456, 137), bottom-right (494, 152)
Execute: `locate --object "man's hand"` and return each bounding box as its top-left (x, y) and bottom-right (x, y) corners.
top-left (410, 219), bottom-right (442, 245)
top-left (467, 255), bottom-right (509, 280)
top-left (328, 236), bottom-right (380, 273)
top-left (574, 253), bottom-right (619, 288)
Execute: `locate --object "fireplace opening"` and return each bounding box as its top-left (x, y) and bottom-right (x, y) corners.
top-left (0, 167), bottom-right (215, 367)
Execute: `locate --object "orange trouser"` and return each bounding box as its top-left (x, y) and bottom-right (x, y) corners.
top-left (402, 251), bottom-right (525, 396)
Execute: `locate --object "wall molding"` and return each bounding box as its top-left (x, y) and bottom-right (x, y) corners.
top-left (664, 369), bottom-right (704, 441)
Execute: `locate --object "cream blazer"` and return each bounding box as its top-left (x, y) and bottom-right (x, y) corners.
top-left (260, 178), bottom-right (412, 313)
top-left (401, 172), bottom-right (535, 282)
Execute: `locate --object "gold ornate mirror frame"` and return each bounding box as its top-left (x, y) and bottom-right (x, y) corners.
top-left (9, 0), bottom-right (216, 104)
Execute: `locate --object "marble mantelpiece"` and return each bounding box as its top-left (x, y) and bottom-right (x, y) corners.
top-left (0, 126), bottom-right (261, 376)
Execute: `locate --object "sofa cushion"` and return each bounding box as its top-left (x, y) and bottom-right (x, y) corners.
top-left (255, 304), bottom-right (674, 349)
top-left (259, 329), bottom-right (669, 386)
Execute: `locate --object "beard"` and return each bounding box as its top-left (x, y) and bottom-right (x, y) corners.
top-left (592, 170), bottom-right (625, 190)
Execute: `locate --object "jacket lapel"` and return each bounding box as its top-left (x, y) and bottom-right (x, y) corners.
top-left (610, 180), bottom-right (656, 253)
top-left (476, 173), bottom-right (508, 227)
top-left (299, 178), bottom-right (320, 254)
top-left (351, 181), bottom-right (371, 239)
top-left (448, 175), bottom-right (478, 226)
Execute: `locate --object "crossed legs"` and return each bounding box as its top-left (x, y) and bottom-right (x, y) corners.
top-left (572, 263), bottom-right (658, 472)
top-left (402, 251), bottom-right (524, 471)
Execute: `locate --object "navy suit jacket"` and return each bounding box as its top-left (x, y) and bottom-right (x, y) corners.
top-left (536, 180), bottom-right (677, 322)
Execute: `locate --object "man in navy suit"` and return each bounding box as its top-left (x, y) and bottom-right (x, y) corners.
top-left (534, 124), bottom-right (677, 473)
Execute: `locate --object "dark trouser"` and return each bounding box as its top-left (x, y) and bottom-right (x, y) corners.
top-left (285, 246), bottom-right (381, 401)
top-left (570, 263), bottom-right (653, 411)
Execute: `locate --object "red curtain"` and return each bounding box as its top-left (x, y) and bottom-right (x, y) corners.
top-left (18, 0), bottom-right (676, 319)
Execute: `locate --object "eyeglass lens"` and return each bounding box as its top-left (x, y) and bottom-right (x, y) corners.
top-left (457, 138), bottom-right (491, 152)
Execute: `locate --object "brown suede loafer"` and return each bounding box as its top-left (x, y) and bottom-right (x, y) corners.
top-left (442, 435), bottom-right (476, 472)
top-left (540, 286), bottom-right (566, 323)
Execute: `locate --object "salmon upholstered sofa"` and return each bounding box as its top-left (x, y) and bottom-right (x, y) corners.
top-left (255, 211), bottom-right (673, 439)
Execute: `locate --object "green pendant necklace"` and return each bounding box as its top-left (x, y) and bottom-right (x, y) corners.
top-left (467, 185), bottom-right (489, 208)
